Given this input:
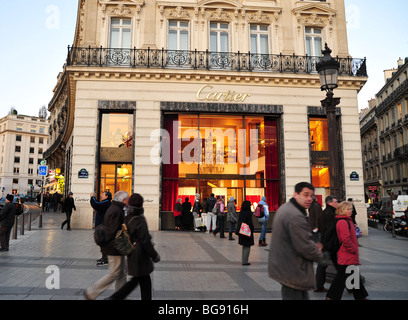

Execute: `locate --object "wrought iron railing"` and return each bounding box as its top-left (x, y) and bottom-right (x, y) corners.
top-left (66, 46), bottom-right (367, 77)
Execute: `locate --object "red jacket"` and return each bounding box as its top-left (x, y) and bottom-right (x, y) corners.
top-left (336, 215), bottom-right (359, 265)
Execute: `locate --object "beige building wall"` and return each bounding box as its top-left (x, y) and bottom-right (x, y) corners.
top-left (68, 77), bottom-right (368, 234)
top-left (47, 0), bottom-right (369, 234)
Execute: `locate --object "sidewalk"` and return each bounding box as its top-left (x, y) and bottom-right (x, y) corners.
top-left (0, 211), bottom-right (407, 300)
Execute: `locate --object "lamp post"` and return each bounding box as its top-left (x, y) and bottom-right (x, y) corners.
top-left (316, 44), bottom-right (342, 199)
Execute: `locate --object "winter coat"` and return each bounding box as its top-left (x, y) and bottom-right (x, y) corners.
top-left (181, 200), bottom-right (192, 226)
top-left (62, 197), bottom-right (76, 214)
top-left (268, 198), bottom-right (323, 291)
top-left (0, 202), bottom-right (16, 228)
top-left (227, 201), bottom-right (237, 223)
top-left (90, 196), bottom-right (111, 227)
top-left (192, 200), bottom-right (202, 214)
top-left (257, 200), bottom-right (269, 222)
top-left (205, 196), bottom-right (217, 213)
top-left (100, 201), bottom-right (126, 256)
top-left (173, 202), bottom-right (182, 217)
top-left (236, 210), bottom-right (254, 247)
top-left (336, 215), bottom-right (360, 266)
top-left (126, 206), bottom-right (160, 277)
top-left (308, 200), bottom-right (322, 230)
top-left (319, 204), bottom-right (336, 246)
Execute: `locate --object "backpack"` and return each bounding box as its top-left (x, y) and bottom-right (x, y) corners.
top-left (15, 203), bottom-right (23, 216)
top-left (113, 216), bottom-right (137, 256)
top-left (94, 224), bottom-right (110, 247)
top-left (322, 219), bottom-right (351, 261)
top-left (254, 204), bottom-right (264, 218)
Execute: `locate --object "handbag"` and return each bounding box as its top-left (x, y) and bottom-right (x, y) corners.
top-left (194, 217), bottom-right (203, 228)
top-left (113, 217), bottom-right (137, 256)
top-left (355, 226), bottom-right (362, 238)
top-left (239, 222), bottom-right (251, 237)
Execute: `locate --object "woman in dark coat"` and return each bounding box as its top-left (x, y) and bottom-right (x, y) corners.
top-left (107, 193), bottom-right (160, 300)
top-left (236, 200), bottom-right (255, 265)
top-left (181, 197), bottom-right (192, 231)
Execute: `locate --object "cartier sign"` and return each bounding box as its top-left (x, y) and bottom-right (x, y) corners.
top-left (196, 85), bottom-right (251, 102)
top-left (100, 147), bottom-right (133, 163)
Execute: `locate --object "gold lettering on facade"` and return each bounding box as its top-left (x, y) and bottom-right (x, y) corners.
top-left (196, 85), bottom-right (251, 102)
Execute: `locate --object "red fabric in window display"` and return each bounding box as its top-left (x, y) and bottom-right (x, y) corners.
top-left (265, 118), bottom-right (280, 212)
top-left (162, 114), bottom-right (179, 211)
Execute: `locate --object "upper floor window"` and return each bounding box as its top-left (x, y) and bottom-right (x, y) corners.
top-left (305, 27), bottom-right (323, 57)
top-left (210, 22), bottom-right (229, 52)
top-left (16, 124), bottom-right (23, 131)
top-left (250, 24), bottom-right (269, 55)
top-left (110, 18), bottom-right (132, 49)
top-left (168, 20), bottom-right (189, 50)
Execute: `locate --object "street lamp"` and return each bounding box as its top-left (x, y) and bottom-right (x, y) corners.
top-left (316, 43), bottom-right (343, 199)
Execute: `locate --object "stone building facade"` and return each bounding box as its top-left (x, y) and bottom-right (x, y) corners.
top-left (45, 0), bottom-right (368, 232)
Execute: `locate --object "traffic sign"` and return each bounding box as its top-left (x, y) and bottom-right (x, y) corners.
top-left (40, 160), bottom-right (47, 166)
top-left (39, 165), bottom-right (48, 176)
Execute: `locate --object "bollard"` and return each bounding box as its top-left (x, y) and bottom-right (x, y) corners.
top-left (28, 211), bottom-right (32, 231)
top-left (12, 216), bottom-right (18, 240)
top-left (20, 213), bottom-right (25, 235)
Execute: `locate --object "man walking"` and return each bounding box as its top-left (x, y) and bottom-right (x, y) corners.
top-left (268, 182), bottom-right (323, 300)
top-left (84, 191), bottom-right (129, 300)
top-left (0, 195), bottom-right (16, 252)
top-left (90, 191), bottom-right (112, 266)
top-left (315, 195), bottom-right (339, 292)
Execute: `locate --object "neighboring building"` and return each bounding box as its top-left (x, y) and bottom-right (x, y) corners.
top-left (376, 57), bottom-right (408, 197)
top-left (360, 99), bottom-right (381, 203)
top-left (45, 0), bottom-right (368, 232)
top-left (0, 114), bottom-right (49, 197)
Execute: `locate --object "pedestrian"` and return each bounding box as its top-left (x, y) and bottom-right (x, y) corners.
top-left (106, 193), bottom-right (160, 300)
top-left (90, 191), bottom-right (112, 266)
top-left (84, 191), bottom-right (129, 300)
top-left (236, 200), bottom-right (254, 265)
top-left (257, 196), bottom-right (269, 246)
top-left (315, 195), bottom-right (338, 292)
top-left (52, 192), bottom-right (59, 212)
top-left (326, 201), bottom-right (369, 300)
top-left (173, 198), bottom-right (182, 231)
top-left (268, 182), bottom-right (323, 300)
top-left (0, 194), bottom-right (16, 252)
top-left (227, 196), bottom-right (237, 240)
top-left (201, 197), bottom-right (208, 232)
top-left (347, 198), bottom-right (358, 225)
top-left (205, 193), bottom-right (217, 233)
top-left (61, 192), bottom-right (76, 230)
top-left (309, 196), bottom-right (323, 243)
top-left (181, 197), bottom-right (192, 231)
top-left (213, 196), bottom-right (226, 238)
top-left (192, 194), bottom-right (202, 232)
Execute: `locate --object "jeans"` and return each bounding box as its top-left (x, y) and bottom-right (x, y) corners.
top-left (281, 285), bottom-right (309, 300)
top-left (110, 275), bottom-right (152, 300)
top-left (259, 220), bottom-right (267, 241)
top-left (326, 264), bottom-right (368, 300)
top-left (0, 226), bottom-right (12, 249)
top-left (207, 212), bottom-right (217, 232)
top-left (86, 255), bottom-right (127, 299)
top-left (213, 214), bottom-right (225, 237)
top-left (242, 246), bottom-right (251, 264)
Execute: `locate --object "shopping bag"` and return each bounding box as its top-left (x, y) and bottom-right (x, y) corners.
top-left (239, 222), bottom-right (251, 237)
top-left (194, 217), bottom-right (203, 228)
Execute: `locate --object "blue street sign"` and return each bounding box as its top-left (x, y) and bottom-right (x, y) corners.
top-left (39, 165), bottom-right (48, 176)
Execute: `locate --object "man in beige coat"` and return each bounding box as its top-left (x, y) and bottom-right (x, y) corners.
top-left (268, 182), bottom-right (323, 300)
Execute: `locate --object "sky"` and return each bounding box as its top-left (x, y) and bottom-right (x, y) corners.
top-left (0, 0), bottom-right (408, 118)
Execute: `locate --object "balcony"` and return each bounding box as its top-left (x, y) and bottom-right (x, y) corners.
top-left (66, 46), bottom-right (368, 77)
